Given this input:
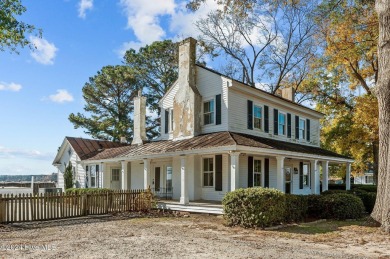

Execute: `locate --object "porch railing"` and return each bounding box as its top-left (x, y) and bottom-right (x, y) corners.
top-left (151, 187), bottom-right (173, 200)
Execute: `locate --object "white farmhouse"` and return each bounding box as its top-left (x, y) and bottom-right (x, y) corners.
top-left (53, 37), bottom-right (353, 204)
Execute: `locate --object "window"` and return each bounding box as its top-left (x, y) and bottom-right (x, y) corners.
top-left (254, 105), bottom-right (262, 130)
top-left (278, 113), bottom-right (286, 135)
top-left (203, 99), bottom-right (215, 125)
top-left (365, 175), bottom-right (373, 184)
top-left (112, 169), bottom-right (120, 181)
top-left (303, 163), bottom-right (310, 186)
top-left (203, 157), bottom-right (214, 187)
top-left (299, 119), bottom-right (306, 139)
top-left (253, 159), bottom-right (262, 187)
top-left (90, 165), bottom-right (96, 188)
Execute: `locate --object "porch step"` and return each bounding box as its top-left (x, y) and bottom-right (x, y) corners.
top-left (157, 202), bottom-right (224, 215)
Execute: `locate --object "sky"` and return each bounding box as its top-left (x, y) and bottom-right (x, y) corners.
top-left (0, 0), bottom-right (218, 175)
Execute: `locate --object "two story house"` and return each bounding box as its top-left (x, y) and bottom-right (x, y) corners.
top-left (53, 37), bottom-right (352, 204)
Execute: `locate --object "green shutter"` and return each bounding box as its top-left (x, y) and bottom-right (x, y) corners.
top-left (306, 119), bottom-right (311, 141)
top-left (295, 115), bottom-right (299, 139)
top-left (215, 155), bottom-right (223, 191)
top-left (273, 109), bottom-right (278, 135)
top-left (247, 100), bottom-right (253, 129)
top-left (248, 156), bottom-right (253, 187)
top-left (165, 110), bottom-right (169, 134)
top-left (264, 158), bottom-right (269, 188)
top-left (264, 105), bottom-right (269, 133)
top-left (299, 162), bottom-right (303, 189)
top-left (216, 94), bottom-right (222, 125)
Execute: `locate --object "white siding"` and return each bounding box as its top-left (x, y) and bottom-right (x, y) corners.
top-left (200, 154), bottom-right (229, 201)
top-left (56, 141), bottom-right (86, 190)
top-left (160, 82), bottom-right (179, 140)
top-left (228, 88), bottom-right (321, 147)
top-left (197, 67), bottom-right (229, 134)
top-left (239, 155), bottom-right (248, 189)
top-left (130, 161), bottom-right (144, 190)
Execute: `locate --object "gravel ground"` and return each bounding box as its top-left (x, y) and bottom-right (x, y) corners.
top-left (0, 212), bottom-right (389, 259)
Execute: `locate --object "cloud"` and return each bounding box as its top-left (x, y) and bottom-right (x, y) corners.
top-left (119, 0), bottom-right (176, 45)
top-left (116, 41), bottom-right (144, 58)
top-left (0, 82), bottom-right (22, 92)
top-left (48, 89), bottom-right (74, 103)
top-left (29, 36), bottom-right (58, 65)
top-left (78, 0), bottom-right (93, 19)
top-left (0, 146), bottom-right (54, 161)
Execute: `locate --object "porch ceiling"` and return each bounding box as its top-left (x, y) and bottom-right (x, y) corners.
top-left (83, 131), bottom-right (350, 162)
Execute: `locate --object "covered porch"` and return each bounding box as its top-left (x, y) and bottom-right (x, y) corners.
top-left (82, 131), bottom-right (353, 206)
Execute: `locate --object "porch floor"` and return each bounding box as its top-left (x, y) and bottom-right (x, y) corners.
top-left (156, 200), bottom-right (224, 215)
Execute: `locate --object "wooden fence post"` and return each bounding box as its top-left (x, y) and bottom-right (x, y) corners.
top-left (0, 194), bottom-right (4, 223)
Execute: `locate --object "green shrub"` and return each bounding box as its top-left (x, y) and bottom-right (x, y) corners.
top-left (64, 162), bottom-right (73, 190)
top-left (284, 195), bottom-right (308, 222)
top-left (223, 188), bottom-right (286, 228)
top-left (353, 185), bottom-right (377, 193)
top-left (319, 193), bottom-right (365, 220)
top-left (65, 188), bottom-right (113, 194)
top-left (307, 194), bottom-right (323, 218)
top-left (321, 190), bottom-right (348, 195)
top-left (350, 189), bottom-right (376, 213)
top-left (328, 184), bottom-right (346, 190)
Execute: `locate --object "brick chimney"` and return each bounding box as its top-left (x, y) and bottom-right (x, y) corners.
top-left (281, 87), bottom-right (295, 102)
top-left (132, 90), bottom-right (147, 145)
top-left (172, 37), bottom-right (202, 140)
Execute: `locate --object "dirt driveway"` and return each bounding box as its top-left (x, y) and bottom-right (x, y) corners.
top-left (0, 212), bottom-right (389, 259)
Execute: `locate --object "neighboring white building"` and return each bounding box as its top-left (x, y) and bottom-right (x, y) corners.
top-left (354, 172), bottom-right (375, 185)
top-left (53, 37), bottom-right (353, 203)
top-left (52, 137), bottom-right (127, 191)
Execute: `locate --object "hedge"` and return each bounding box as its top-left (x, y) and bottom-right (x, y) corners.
top-left (284, 194), bottom-right (308, 223)
top-left (319, 193), bottom-right (365, 220)
top-left (223, 188), bottom-right (286, 228)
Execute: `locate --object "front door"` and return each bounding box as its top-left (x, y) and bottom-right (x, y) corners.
top-left (285, 167), bottom-right (292, 194)
top-left (111, 168), bottom-right (121, 190)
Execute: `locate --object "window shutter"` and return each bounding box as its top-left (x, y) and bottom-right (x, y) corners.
top-left (299, 162), bottom-right (303, 189)
top-left (264, 105), bottom-right (269, 133)
top-left (164, 110), bottom-right (169, 134)
top-left (306, 119), bottom-right (311, 142)
top-left (215, 155), bottom-right (223, 191)
top-left (295, 115), bottom-right (299, 139)
top-left (287, 113), bottom-right (291, 138)
top-left (264, 158), bottom-right (270, 188)
top-left (247, 100), bottom-right (253, 130)
top-left (248, 156), bottom-right (253, 187)
top-left (273, 109), bottom-right (278, 135)
top-left (96, 165), bottom-right (100, 188)
top-left (216, 94), bottom-right (222, 125)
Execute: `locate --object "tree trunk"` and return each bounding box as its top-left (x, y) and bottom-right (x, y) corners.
top-left (373, 140), bottom-right (379, 184)
top-left (371, 0), bottom-right (390, 232)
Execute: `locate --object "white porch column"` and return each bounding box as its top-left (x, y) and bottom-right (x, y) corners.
top-left (180, 155), bottom-right (189, 205)
top-left (322, 161), bottom-right (329, 192)
top-left (100, 162), bottom-right (104, 188)
top-left (230, 152), bottom-right (240, 191)
top-left (121, 160), bottom-right (127, 190)
top-left (311, 160), bottom-right (319, 194)
top-left (276, 156), bottom-right (285, 192)
top-left (143, 159), bottom-right (151, 190)
top-left (346, 162), bottom-right (351, 190)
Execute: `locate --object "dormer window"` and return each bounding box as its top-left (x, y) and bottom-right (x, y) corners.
top-left (204, 99), bottom-right (215, 125)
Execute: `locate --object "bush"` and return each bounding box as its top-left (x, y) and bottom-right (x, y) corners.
top-left (321, 190), bottom-right (348, 195)
top-left (319, 193), bottom-right (365, 220)
top-left (350, 189), bottom-right (376, 213)
top-left (284, 195), bottom-right (308, 222)
top-left (223, 188), bottom-right (286, 228)
top-left (328, 184), bottom-right (346, 190)
top-left (307, 194), bottom-right (323, 218)
top-left (65, 188), bottom-right (113, 194)
top-left (353, 185), bottom-right (377, 193)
